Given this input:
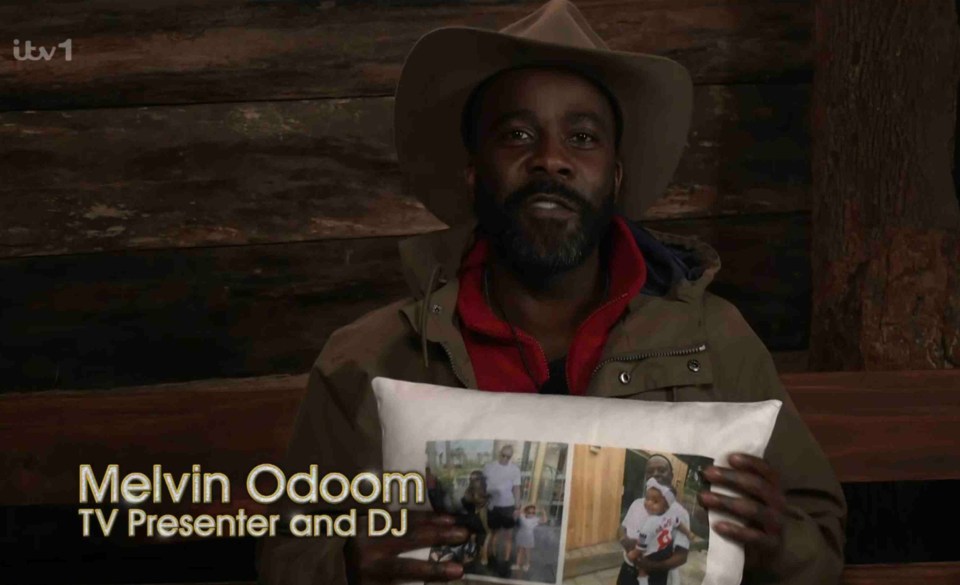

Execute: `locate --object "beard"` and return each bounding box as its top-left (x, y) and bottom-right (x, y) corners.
top-left (473, 177), bottom-right (616, 282)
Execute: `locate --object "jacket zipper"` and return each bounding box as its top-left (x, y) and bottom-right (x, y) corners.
top-left (589, 343), bottom-right (708, 379)
top-left (439, 342), bottom-right (470, 388)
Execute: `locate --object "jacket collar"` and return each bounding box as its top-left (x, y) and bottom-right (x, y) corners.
top-left (397, 216), bottom-right (721, 390)
top-left (398, 216), bottom-right (721, 304)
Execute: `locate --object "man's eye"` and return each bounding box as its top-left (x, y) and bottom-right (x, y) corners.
top-left (505, 129), bottom-right (533, 141)
top-left (571, 132), bottom-right (597, 145)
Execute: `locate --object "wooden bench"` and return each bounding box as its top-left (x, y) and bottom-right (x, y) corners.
top-left (3, 370), bottom-right (959, 583)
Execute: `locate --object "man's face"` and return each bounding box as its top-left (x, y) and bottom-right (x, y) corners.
top-left (466, 68), bottom-right (622, 278)
top-left (499, 446), bottom-right (514, 464)
top-left (645, 456), bottom-right (673, 486)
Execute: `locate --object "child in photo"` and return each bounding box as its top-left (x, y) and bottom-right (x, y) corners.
top-left (629, 479), bottom-right (696, 585)
top-left (512, 504), bottom-right (547, 572)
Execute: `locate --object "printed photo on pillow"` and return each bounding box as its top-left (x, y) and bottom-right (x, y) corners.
top-left (424, 440), bottom-right (569, 585)
top-left (564, 447), bottom-right (713, 585)
top-left (374, 377), bottom-right (783, 585)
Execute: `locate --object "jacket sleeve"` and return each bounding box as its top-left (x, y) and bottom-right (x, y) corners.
top-left (256, 361), bottom-right (382, 585)
top-left (744, 343), bottom-right (846, 584)
top-left (721, 334), bottom-right (845, 581)
top-left (706, 296), bottom-right (846, 585)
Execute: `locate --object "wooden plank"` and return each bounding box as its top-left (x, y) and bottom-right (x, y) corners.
top-left (0, 0), bottom-right (812, 111)
top-left (0, 85), bottom-right (811, 258)
top-left (782, 370), bottom-right (960, 483)
top-left (0, 375), bottom-right (304, 509)
top-left (841, 562), bottom-right (960, 585)
top-left (565, 445), bottom-right (625, 550)
top-left (2, 370), bottom-right (958, 506)
top-left (0, 236), bottom-right (409, 392)
top-left (0, 214), bottom-right (811, 393)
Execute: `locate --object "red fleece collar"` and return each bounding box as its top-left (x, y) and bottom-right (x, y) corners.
top-left (456, 216), bottom-right (647, 395)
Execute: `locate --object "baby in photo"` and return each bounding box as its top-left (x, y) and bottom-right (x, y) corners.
top-left (630, 478), bottom-right (697, 585)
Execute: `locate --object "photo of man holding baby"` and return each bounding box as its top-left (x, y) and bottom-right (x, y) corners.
top-left (563, 448), bottom-right (711, 585)
top-left (617, 454), bottom-right (710, 585)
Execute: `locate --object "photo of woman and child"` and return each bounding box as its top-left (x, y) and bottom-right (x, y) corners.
top-left (425, 440), bottom-right (568, 584)
top-left (562, 448), bottom-right (711, 585)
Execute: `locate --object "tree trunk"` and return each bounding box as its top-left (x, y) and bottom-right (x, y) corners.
top-left (810, 0), bottom-right (960, 370)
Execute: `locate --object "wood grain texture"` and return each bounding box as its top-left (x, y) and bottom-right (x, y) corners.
top-left (565, 445), bottom-right (624, 550)
top-left (0, 214), bottom-right (811, 392)
top-left (3, 369), bottom-right (957, 506)
top-left (0, 236), bottom-right (409, 392)
top-left (809, 0), bottom-right (960, 370)
top-left (0, 0), bottom-right (812, 111)
top-left (782, 370), bottom-right (960, 483)
top-left (0, 85), bottom-right (811, 258)
top-left (840, 562), bottom-right (960, 584)
top-left (0, 375), bottom-right (303, 510)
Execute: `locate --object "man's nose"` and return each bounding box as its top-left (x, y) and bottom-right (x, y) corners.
top-left (527, 133), bottom-right (573, 178)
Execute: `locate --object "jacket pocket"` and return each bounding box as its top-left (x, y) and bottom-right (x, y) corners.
top-left (589, 353), bottom-right (714, 398)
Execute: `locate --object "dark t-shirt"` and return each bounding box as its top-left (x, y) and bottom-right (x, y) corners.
top-left (540, 357), bottom-right (569, 395)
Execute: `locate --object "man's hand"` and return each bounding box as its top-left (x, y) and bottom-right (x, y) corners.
top-left (632, 547), bottom-right (689, 572)
top-left (344, 511), bottom-right (469, 584)
top-left (698, 453), bottom-right (786, 571)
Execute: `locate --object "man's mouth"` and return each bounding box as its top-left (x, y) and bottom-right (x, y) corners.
top-left (524, 193), bottom-right (578, 213)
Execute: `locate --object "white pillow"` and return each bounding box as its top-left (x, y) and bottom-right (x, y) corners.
top-left (373, 376), bottom-right (782, 585)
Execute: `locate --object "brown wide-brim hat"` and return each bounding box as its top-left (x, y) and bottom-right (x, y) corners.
top-left (394, 0), bottom-right (693, 226)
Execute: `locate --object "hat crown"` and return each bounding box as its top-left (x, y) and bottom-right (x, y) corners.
top-left (499, 0), bottom-right (609, 51)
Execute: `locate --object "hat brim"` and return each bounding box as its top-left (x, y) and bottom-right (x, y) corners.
top-left (394, 27), bottom-right (694, 226)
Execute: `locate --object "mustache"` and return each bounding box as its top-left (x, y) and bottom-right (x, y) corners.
top-left (503, 179), bottom-right (591, 212)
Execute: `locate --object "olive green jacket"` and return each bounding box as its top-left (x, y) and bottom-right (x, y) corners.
top-left (257, 221), bottom-right (846, 585)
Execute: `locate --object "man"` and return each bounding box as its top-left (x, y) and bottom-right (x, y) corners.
top-left (257, 1), bottom-right (846, 583)
top-left (618, 455), bottom-right (690, 585)
top-left (481, 444), bottom-right (522, 567)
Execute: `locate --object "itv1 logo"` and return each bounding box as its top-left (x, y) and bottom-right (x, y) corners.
top-left (13, 39), bottom-right (73, 62)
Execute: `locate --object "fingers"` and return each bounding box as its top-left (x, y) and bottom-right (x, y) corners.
top-left (408, 511), bottom-right (459, 527)
top-left (702, 457), bottom-right (786, 511)
top-left (373, 523), bottom-right (469, 555)
top-left (727, 453), bottom-right (782, 491)
top-left (363, 557), bottom-right (464, 583)
top-left (347, 511), bottom-right (470, 583)
top-left (711, 519), bottom-right (781, 554)
top-left (406, 524), bottom-right (470, 552)
top-left (699, 454), bottom-right (785, 548)
top-left (698, 492), bottom-right (782, 536)
top-left (699, 491), bottom-right (781, 557)
top-left (355, 511), bottom-right (469, 556)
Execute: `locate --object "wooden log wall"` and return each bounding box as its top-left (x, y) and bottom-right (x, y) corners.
top-left (0, 0), bottom-right (816, 392)
top-left (809, 0), bottom-right (960, 370)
